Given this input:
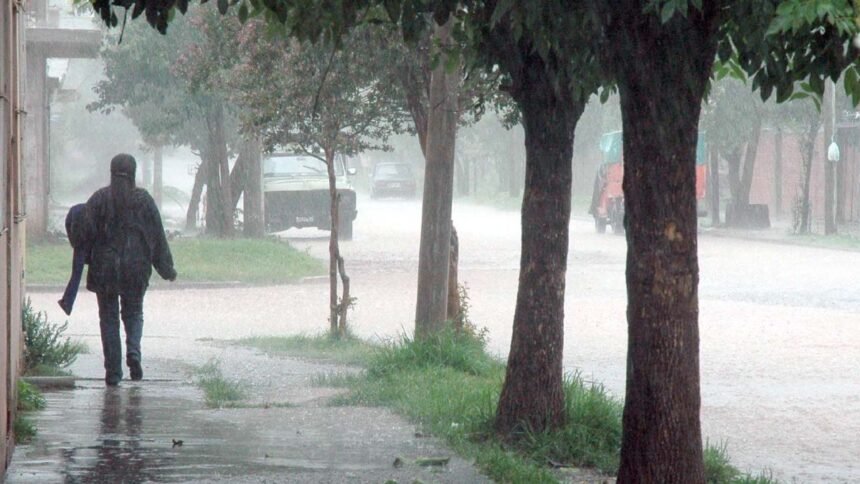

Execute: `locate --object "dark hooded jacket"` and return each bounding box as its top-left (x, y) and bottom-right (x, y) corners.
top-left (85, 186), bottom-right (175, 295)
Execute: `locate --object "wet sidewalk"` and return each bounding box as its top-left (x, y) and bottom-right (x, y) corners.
top-left (7, 344), bottom-right (489, 483)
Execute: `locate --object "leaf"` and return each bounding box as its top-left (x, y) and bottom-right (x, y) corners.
top-left (661, 2), bottom-right (676, 23)
top-left (217, 0), bottom-right (228, 15)
top-left (383, 0), bottom-right (401, 23)
top-left (490, 0), bottom-right (515, 27)
top-left (238, 2), bottom-right (248, 22)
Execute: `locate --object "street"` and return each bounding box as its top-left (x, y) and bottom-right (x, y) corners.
top-left (28, 195), bottom-right (860, 482)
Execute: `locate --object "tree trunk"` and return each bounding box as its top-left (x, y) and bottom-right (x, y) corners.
top-left (415, 16), bottom-right (458, 338)
top-left (725, 147), bottom-right (742, 206)
top-left (738, 115), bottom-right (761, 206)
top-left (447, 224), bottom-right (461, 329)
top-left (243, 137), bottom-right (265, 238)
top-left (823, 82), bottom-right (836, 235)
top-left (796, 117), bottom-right (820, 234)
top-left (153, 144), bottom-right (163, 211)
top-left (601, 4), bottom-right (719, 481)
top-left (836, 134), bottom-right (846, 223)
top-left (204, 104), bottom-right (234, 238)
top-left (494, 57), bottom-right (583, 437)
top-left (325, 148), bottom-right (349, 337)
top-left (230, 148), bottom-right (247, 209)
top-left (709, 143), bottom-right (720, 226)
top-left (400, 65), bottom-right (429, 158)
top-left (185, 161), bottom-right (205, 232)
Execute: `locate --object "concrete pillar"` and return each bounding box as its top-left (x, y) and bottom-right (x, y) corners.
top-left (23, 47), bottom-right (48, 239)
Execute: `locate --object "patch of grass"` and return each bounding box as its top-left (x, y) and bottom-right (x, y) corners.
top-left (17, 380), bottom-right (46, 412)
top-left (25, 237), bottom-right (324, 285)
top-left (193, 360), bottom-right (247, 408)
top-left (790, 233), bottom-right (860, 251)
top-left (705, 441), bottom-right (779, 484)
top-left (332, 329), bottom-right (621, 481)
top-left (14, 415), bottom-right (37, 444)
top-left (238, 333), bottom-right (376, 365)
top-left (23, 298), bottom-right (87, 374)
top-left (311, 370), bottom-right (361, 387)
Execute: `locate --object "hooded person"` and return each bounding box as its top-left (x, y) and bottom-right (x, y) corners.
top-left (86, 153), bottom-right (177, 386)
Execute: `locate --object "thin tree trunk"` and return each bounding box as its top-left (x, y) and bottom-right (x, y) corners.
top-left (153, 144), bottom-right (163, 211)
top-left (601, 3), bottom-right (719, 481)
top-left (325, 148), bottom-right (349, 337)
top-left (230, 149), bottom-right (247, 209)
top-left (494, 56), bottom-right (583, 436)
top-left (709, 144), bottom-right (720, 226)
top-left (824, 82), bottom-right (837, 234)
top-left (185, 161), bottom-right (205, 232)
top-left (836, 136), bottom-right (846, 223)
top-left (243, 137), bottom-right (265, 237)
top-left (415, 16), bottom-right (458, 338)
top-left (204, 104), bottom-right (233, 238)
top-left (797, 117), bottom-right (820, 234)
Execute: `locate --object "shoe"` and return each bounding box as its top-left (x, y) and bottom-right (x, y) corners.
top-left (129, 359), bottom-right (143, 381)
top-left (106, 376), bottom-right (121, 386)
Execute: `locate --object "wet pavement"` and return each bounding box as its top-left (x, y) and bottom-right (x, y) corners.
top-left (8, 347), bottom-right (490, 483)
top-left (16, 195), bottom-right (860, 482)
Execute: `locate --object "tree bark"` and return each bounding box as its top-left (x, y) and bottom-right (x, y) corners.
top-left (709, 144), bottom-right (720, 226)
top-left (415, 16), bottom-right (458, 338)
top-left (447, 224), bottom-right (461, 329)
top-left (738, 115), bottom-right (761, 206)
top-left (823, 82), bottom-right (836, 235)
top-left (796, 117), bottom-right (820, 234)
top-left (230, 148), bottom-right (247, 210)
top-left (204, 103), bottom-right (234, 238)
top-left (600, 4), bottom-right (719, 481)
top-left (494, 55), bottom-right (583, 436)
top-left (325, 148), bottom-right (349, 337)
top-left (243, 137), bottom-right (265, 238)
top-left (185, 161), bottom-right (205, 232)
top-left (153, 144), bottom-right (163, 211)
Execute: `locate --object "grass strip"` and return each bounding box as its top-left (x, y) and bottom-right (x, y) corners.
top-left (705, 441), bottom-right (778, 484)
top-left (193, 360), bottom-right (247, 408)
top-left (26, 237), bottom-right (324, 285)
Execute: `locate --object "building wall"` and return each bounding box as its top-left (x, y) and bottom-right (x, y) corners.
top-left (749, 128), bottom-right (860, 228)
top-left (1, 0), bottom-right (26, 477)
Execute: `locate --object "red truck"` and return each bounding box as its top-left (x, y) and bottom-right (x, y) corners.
top-left (589, 130), bottom-right (708, 234)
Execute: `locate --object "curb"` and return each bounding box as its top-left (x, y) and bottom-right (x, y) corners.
top-left (25, 276), bottom-right (327, 294)
top-left (22, 376), bottom-right (76, 391)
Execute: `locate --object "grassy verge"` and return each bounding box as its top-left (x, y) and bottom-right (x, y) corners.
top-left (26, 237), bottom-right (324, 285)
top-left (705, 441), bottom-right (778, 484)
top-left (238, 333), bottom-right (376, 365)
top-left (15, 380), bottom-right (47, 444)
top-left (193, 360), bottom-right (247, 408)
top-left (788, 233), bottom-right (860, 251)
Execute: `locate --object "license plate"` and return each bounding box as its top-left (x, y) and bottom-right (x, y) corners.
top-left (296, 216), bottom-right (314, 223)
top-left (388, 183), bottom-right (401, 188)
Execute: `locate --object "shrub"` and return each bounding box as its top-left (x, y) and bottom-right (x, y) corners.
top-left (17, 380), bottom-right (46, 412)
top-left (22, 298), bottom-right (86, 373)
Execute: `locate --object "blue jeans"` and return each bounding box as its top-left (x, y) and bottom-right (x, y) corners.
top-left (97, 292), bottom-right (144, 384)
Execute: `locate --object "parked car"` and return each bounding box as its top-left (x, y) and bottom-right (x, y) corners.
top-left (370, 162), bottom-right (417, 199)
top-left (263, 153), bottom-right (357, 240)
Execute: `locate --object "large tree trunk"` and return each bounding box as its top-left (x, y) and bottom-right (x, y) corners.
top-left (415, 17), bottom-right (458, 338)
top-left (602, 4), bottom-right (719, 481)
top-left (494, 56), bottom-right (583, 436)
top-left (204, 104), bottom-right (234, 238)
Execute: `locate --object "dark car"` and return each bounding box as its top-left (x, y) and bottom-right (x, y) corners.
top-left (370, 162), bottom-right (417, 199)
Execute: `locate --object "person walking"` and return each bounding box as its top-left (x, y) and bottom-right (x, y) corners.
top-left (86, 153), bottom-right (176, 386)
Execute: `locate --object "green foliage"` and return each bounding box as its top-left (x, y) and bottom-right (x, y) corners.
top-left (704, 441), bottom-right (779, 484)
top-left (26, 237), bottom-right (324, 285)
top-left (194, 360), bottom-right (247, 408)
top-left (17, 380), bottom-right (47, 412)
top-left (13, 415), bottom-right (37, 444)
top-left (22, 299), bottom-right (87, 373)
top-left (365, 328), bottom-right (497, 379)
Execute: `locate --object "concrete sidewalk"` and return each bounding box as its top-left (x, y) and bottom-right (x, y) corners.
top-left (6, 342), bottom-right (490, 483)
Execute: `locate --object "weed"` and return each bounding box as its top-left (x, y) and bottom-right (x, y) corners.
top-left (193, 360), bottom-right (246, 408)
top-left (17, 380), bottom-right (46, 412)
top-left (705, 440), bottom-right (779, 484)
top-left (14, 415), bottom-right (37, 444)
top-left (237, 332), bottom-right (375, 365)
top-left (22, 298), bottom-right (87, 373)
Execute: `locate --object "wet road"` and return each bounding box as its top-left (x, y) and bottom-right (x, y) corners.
top-left (29, 195), bottom-right (860, 482)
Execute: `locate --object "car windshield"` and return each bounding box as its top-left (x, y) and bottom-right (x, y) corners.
top-left (264, 155), bottom-right (343, 177)
top-left (374, 164), bottom-right (412, 178)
